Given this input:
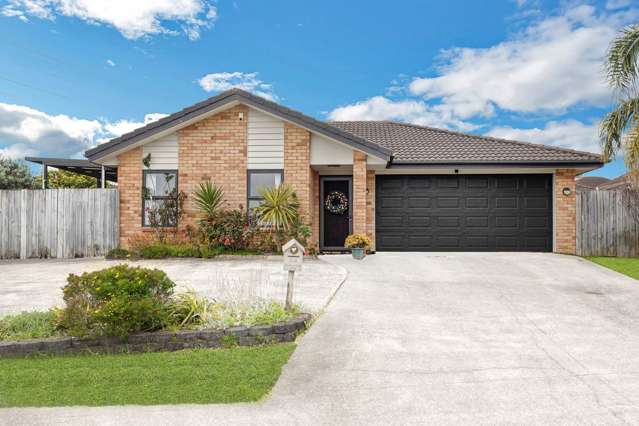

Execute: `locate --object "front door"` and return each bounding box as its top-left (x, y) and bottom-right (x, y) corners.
top-left (320, 177), bottom-right (352, 250)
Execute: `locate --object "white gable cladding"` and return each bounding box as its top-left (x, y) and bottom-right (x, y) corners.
top-left (248, 109), bottom-right (284, 169)
top-left (142, 133), bottom-right (178, 169)
top-left (310, 134), bottom-right (353, 165)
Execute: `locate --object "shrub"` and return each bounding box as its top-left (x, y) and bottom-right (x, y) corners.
top-left (140, 244), bottom-right (172, 259)
top-left (169, 290), bottom-right (214, 328)
top-left (167, 244), bottom-right (201, 258)
top-left (55, 265), bottom-right (175, 338)
top-left (105, 248), bottom-right (133, 260)
top-left (344, 233), bottom-right (372, 249)
top-left (0, 311), bottom-right (60, 341)
top-left (198, 208), bottom-right (253, 250)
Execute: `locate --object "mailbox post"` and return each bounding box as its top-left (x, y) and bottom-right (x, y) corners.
top-left (282, 239), bottom-right (304, 311)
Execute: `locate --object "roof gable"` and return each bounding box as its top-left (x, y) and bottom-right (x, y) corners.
top-left (85, 89), bottom-right (392, 162)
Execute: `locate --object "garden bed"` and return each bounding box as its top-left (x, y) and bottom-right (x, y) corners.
top-left (0, 314), bottom-right (310, 357)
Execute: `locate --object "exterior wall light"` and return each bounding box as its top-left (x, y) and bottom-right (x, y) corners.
top-left (238, 112), bottom-right (244, 121)
top-left (562, 187), bottom-right (572, 196)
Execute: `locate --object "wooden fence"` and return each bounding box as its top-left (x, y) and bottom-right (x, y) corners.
top-left (0, 189), bottom-right (119, 259)
top-left (577, 190), bottom-right (639, 257)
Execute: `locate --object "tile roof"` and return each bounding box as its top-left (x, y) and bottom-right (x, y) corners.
top-left (329, 121), bottom-right (602, 164)
top-left (576, 176), bottom-right (610, 190)
top-left (85, 89), bottom-right (391, 162)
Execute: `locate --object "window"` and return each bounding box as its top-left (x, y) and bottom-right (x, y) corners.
top-left (142, 170), bottom-right (178, 227)
top-left (247, 170), bottom-right (283, 212)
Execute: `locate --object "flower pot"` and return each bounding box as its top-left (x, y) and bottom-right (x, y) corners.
top-left (351, 247), bottom-right (366, 260)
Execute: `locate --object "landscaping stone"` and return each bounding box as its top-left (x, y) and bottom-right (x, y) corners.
top-left (225, 326), bottom-right (249, 337)
top-left (0, 314), bottom-right (310, 357)
top-left (248, 325), bottom-right (273, 336)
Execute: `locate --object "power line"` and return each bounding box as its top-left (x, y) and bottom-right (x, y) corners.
top-left (0, 75), bottom-right (71, 100)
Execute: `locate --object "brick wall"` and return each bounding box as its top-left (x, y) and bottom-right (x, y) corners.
top-left (353, 151), bottom-right (367, 235)
top-left (284, 122), bottom-right (312, 223)
top-left (311, 168), bottom-right (320, 246)
top-left (178, 105), bottom-right (248, 230)
top-left (554, 169), bottom-right (577, 254)
top-left (117, 147), bottom-right (142, 247)
top-left (366, 169), bottom-right (376, 250)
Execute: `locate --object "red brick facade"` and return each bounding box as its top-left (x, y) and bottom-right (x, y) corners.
top-left (117, 147), bottom-right (142, 247)
top-left (554, 169), bottom-right (577, 254)
top-left (283, 122), bottom-right (312, 223)
top-left (352, 151), bottom-right (368, 236)
top-left (178, 105), bottom-right (248, 231)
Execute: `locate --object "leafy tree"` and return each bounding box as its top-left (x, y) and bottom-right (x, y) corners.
top-left (0, 155), bottom-right (36, 189)
top-left (34, 169), bottom-right (97, 189)
top-left (600, 24), bottom-right (639, 173)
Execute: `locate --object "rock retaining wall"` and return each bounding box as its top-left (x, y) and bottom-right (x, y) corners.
top-left (0, 314), bottom-right (311, 357)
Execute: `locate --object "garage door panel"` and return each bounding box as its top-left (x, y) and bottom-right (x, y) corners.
top-left (376, 174), bottom-right (552, 252)
top-left (407, 197), bottom-right (431, 208)
top-left (407, 216), bottom-right (431, 227)
top-left (466, 197), bottom-right (489, 209)
top-left (466, 217), bottom-right (489, 228)
top-left (379, 197), bottom-right (403, 208)
top-left (495, 197), bottom-right (518, 209)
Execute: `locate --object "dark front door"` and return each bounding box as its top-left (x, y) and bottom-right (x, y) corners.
top-left (375, 174), bottom-right (553, 252)
top-left (321, 177), bottom-right (352, 250)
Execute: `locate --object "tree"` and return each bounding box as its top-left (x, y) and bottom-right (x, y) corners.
top-left (34, 169), bottom-right (97, 189)
top-left (600, 24), bottom-right (639, 174)
top-left (0, 155), bottom-right (35, 189)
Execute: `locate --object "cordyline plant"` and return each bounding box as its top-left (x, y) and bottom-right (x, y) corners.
top-left (254, 184), bottom-right (300, 231)
top-left (192, 181), bottom-right (225, 224)
top-left (600, 24), bottom-right (639, 178)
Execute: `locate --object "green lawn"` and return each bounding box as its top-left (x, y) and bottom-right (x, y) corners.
top-left (587, 256), bottom-right (639, 280)
top-left (0, 344), bottom-right (295, 407)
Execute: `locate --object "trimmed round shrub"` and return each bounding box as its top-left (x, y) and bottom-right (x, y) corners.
top-left (56, 265), bottom-right (175, 338)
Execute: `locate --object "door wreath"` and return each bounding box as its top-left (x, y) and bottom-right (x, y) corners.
top-left (324, 190), bottom-right (348, 215)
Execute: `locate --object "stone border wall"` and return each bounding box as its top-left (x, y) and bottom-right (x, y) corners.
top-left (0, 314), bottom-right (311, 358)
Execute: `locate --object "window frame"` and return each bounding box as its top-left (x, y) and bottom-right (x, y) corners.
top-left (141, 169), bottom-right (179, 227)
top-left (247, 169), bottom-right (284, 214)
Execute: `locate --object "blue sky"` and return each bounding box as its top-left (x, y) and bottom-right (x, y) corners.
top-left (0, 0), bottom-right (636, 177)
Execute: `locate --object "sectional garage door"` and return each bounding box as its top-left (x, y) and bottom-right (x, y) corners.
top-left (375, 174), bottom-right (553, 252)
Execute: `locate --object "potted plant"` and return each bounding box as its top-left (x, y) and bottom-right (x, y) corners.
top-left (344, 234), bottom-right (372, 260)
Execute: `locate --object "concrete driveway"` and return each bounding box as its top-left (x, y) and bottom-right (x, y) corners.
top-left (5, 252), bottom-right (639, 424)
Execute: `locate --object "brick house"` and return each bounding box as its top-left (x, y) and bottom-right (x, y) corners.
top-left (84, 89), bottom-right (603, 254)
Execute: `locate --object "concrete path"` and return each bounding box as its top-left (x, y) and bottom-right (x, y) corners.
top-left (0, 257), bottom-right (346, 315)
top-left (5, 253), bottom-right (639, 424)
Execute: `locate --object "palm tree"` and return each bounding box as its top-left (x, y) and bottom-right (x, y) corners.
top-left (600, 24), bottom-right (639, 172)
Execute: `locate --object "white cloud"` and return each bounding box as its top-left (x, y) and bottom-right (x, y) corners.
top-left (106, 59), bottom-right (116, 67)
top-left (327, 96), bottom-right (478, 131)
top-left (407, 5), bottom-right (635, 118)
top-left (486, 120), bottom-right (600, 154)
top-left (99, 113), bottom-right (168, 143)
top-left (0, 103), bottom-right (166, 159)
top-left (197, 72), bottom-right (278, 101)
top-left (2, 0), bottom-right (218, 40)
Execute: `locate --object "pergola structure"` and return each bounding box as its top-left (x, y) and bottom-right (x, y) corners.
top-left (25, 157), bottom-right (117, 189)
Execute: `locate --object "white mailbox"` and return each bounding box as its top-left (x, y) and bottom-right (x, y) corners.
top-left (282, 239), bottom-right (304, 271)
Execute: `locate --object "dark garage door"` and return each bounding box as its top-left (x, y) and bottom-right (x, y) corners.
top-left (375, 174), bottom-right (553, 252)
